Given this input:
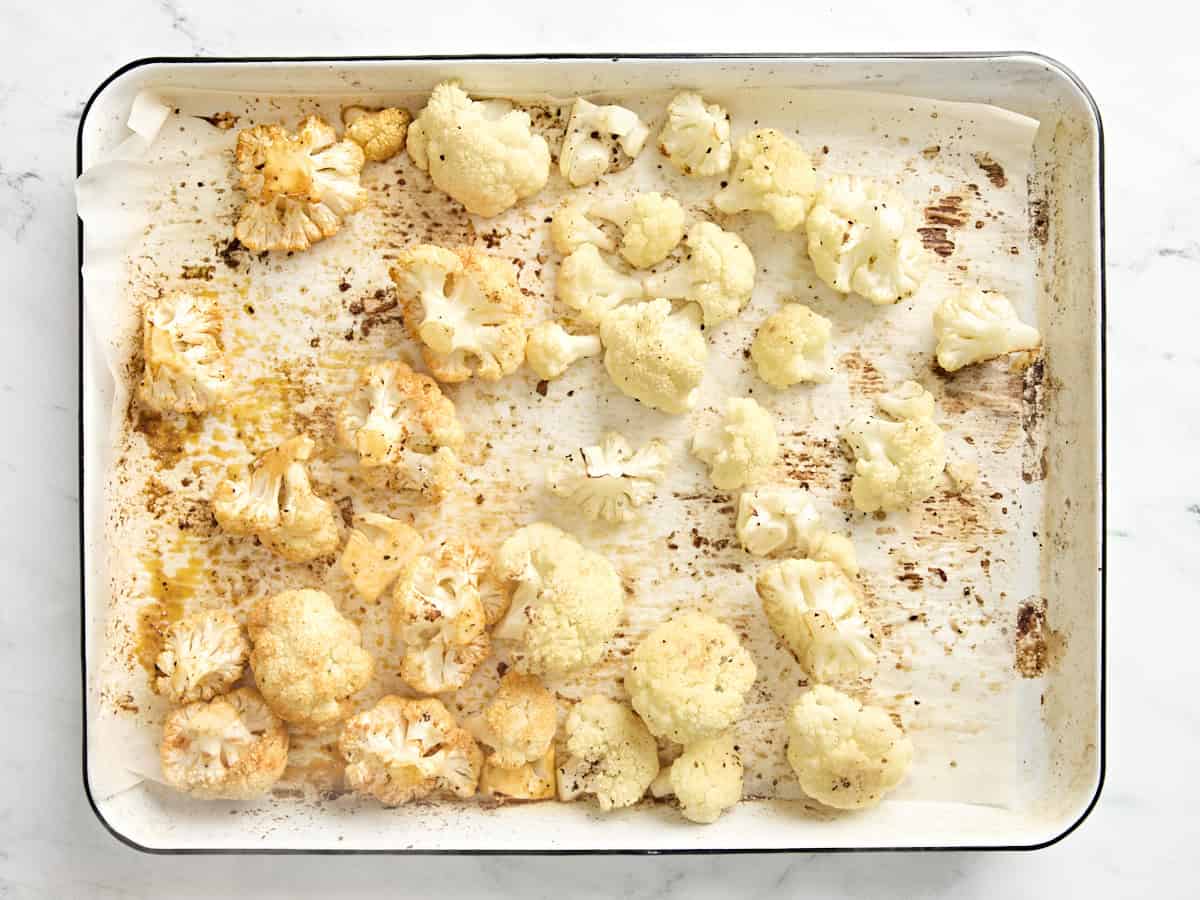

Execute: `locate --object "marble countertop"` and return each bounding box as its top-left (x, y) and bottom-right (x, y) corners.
top-left (0, 0), bottom-right (1185, 895)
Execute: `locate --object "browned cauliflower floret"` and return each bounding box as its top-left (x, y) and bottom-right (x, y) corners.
top-left (233, 115), bottom-right (367, 252)
top-left (160, 687), bottom-right (288, 799)
top-left (138, 291), bottom-right (231, 415)
top-left (478, 672), bottom-right (557, 768)
top-left (339, 695), bottom-right (483, 805)
top-left (211, 435), bottom-right (340, 563)
top-left (154, 609), bottom-right (249, 704)
top-left (341, 105), bottom-right (411, 162)
top-left (339, 512), bottom-right (423, 603)
top-left (247, 589), bottom-right (374, 732)
top-left (480, 746), bottom-right (557, 801)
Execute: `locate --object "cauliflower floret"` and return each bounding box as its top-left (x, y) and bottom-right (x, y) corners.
top-left (247, 589), bottom-right (374, 732)
top-left (843, 382), bottom-right (946, 513)
top-left (946, 459), bottom-right (978, 495)
top-left (805, 175), bottom-right (926, 305)
top-left (138, 291), bottom-right (231, 415)
top-left (599, 299), bottom-right (708, 415)
top-left (525, 322), bottom-right (602, 380)
top-left (556, 243), bottom-right (645, 325)
top-left (406, 81), bottom-right (550, 216)
top-left (392, 541), bottom-right (491, 695)
top-left (491, 523), bottom-right (624, 676)
top-left (786, 685), bottom-right (913, 810)
top-left (391, 245), bottom-right (530, 382)
top-left (713, 128), bottom-right (818, 231)
top-left (211, 435), bottom-right (340, 563)
top-left (480, 746), bottom-right (557, 801)
top-left (751, 303), bottom-right (834, 388)
top-left (644, 222), bottom-right (755, 327)
top-left (626, 612), bottom-right (756, 745)
top-left (591, 192), bottom-right (685, 269)
top-left (339, 512), bottom-right (423, 603)
top-left (341, 105), bottom-right (411, 162)
top-left (658, 92), bottom-right (732, 177)
top-left (932, 288), bottom-right (1042, 372)
top-left (559, 98), bottom-right (650, 187)
top-left (557, 695), bottom-right (659, 810)
top-left (550, 198), bottom-right (615, 255)
top-left (651, 731), bottom-right (743, 824)
top-left (549, 430), bottom-right (671, 523)
top-left (233, 115), bottom-right (367, 252)
top-left (735, 487), bottom-right (858, 575)
top-left (154, 609), bottom-right (249, 705)
top-left (339, 695), bottom-right (483, 805)
top-left (691, 397), bottom-right (779, 491)
top-left (478, 671), bottom-right (557, 768)
top-left (336, 360), bottom-right (465, 498)
top-left (756, 559), bottom-right (877, 682)
top-left (876, 379), bottom-right (936, 422)
top-left (160, 687), bottom-right (288, 799)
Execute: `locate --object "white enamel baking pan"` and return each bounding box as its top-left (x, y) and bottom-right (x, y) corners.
top-left (78, 53), bottom-right (1104, 853)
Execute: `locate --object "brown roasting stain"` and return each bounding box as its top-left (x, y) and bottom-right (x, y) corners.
top-left (921, 145), bottom-right (941, 159)
top-left (1020, 358), bottom-right (1048, 482)
top-left (132, 407), bottom-right (204, 469)
top-left (839, 351), bottom-right (886, 396)
top-left (133, 550), bottom-right (205, 677)
top-left (919, 194), bottom-right (968, 259)
top-left (1015, 597), bottom-right (1065, 677)
top-left (195, 112), bottom-right (240, 130)
top-left (973, 152), bottom-right (1008, 188)
top-left (918, 226), bottom-right (956, 258)
top-left (1030, 197), bottom-right (1050, 246)
top-left (181, 264), bottom-right (215, 281)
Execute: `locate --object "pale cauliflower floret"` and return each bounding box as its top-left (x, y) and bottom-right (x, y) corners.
top-left (626, 612), bottom-right (757, 745)
top-left (341, 105), bottom-right (411, 162)
top-left (211, 435), bottom-right (340, 563)
top-left (154, 609), bottom-right (249, 704)
top-left (550, 199), bottom-right (614, 255)
top-left (339, 695), bottom-right (483, 805)
top-left (644, 222), bottom-right (755, 327)
top-left (658, 92), bottom-right (732, 177)
top-left (556, 243), bottom-right (645, 325)
top-left (735, 486), bottom-right (858, 574)
top-left (652, 731), bottom-right (743, 824)
top-left (933, 288), bottom-right (1042, 372)
top-left (946, 459), bottom-right (978, 495)
top-left (478, 672), bottom-right (557, 768)
top-left (591, 192), bottom-right (685, 269)
top-left (525, 322), bottom-right (602, 380)
top-left (390, 245), bottom-right (530, 382)
top-left (691, 397), bottom-right (779, 491)
top-left (559, 98), bottom-right (650, 186)
top-left (392, 541), bottom-right (491, 695)
top-left (599, 299), bottom-right (708, 415)
top-left (336, 360), bottom-right (465, 498)
top-left (557, 696), bottom-right (659, 811)
top-left (247, 589), bottom-right (374, 732)
top-left (786, 685), bottom-right (913, 810)
top-left (876, 379), bottom-right (936, 422)
top-left (138, 291), bottom-right (231, 415)
top-left (805, 175), bottom-right (926, 305)
top-left (492, 523), bottom-right (624, 676)
top-left (481, 746), bottom-right (557, 801)
top-left (339, 512), bottom-right (423, 603)
top-left (713, 128), bottom-right (818, 231)
top-left (756, 559), bottom-right (877, 682)
top-left (160, 687), bottom-right (288, 800)
top-left (233, 115), bottom-right (367, 252)
top-left (549, 430), bottom-right (671, 523)
top-left (751, 303), bottom-right (834, 388)
top-left (407, 81), bottom-right (550, 216)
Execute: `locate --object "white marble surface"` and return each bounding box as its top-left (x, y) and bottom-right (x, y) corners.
top-left (0, 0), bottom-right (1186, 895)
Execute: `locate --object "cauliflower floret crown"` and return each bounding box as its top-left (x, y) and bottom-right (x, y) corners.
top-left (751, 302), bottom-right (833, 388)
top-left (933, 288), bottom-right (1042, 372)
top-left (557, 695), bottom-right (659, 811)
top-left (155, 609), bottom-right (249, 704)
top-left (658, 92), bottom-right (732, 176)
top-left (139, 291), bottom-right (231, 415)
top-left (599, 299), bottom-right (708, 415)
top-left (549, 431), bottom-right (671, 523)
top-left (691, 397), bottom-right (779, 491)
top-left (713, 128), bottom-right (818, 231)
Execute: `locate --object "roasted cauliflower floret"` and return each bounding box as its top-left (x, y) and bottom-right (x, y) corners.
top-left (138, 291), bottom-right (231, 415)
top-left (550, 198), bottom-right (615, 255)
top-left (644, 222), bottom-right (755, 327)
top-left (492, 523), bottom-right (624, 676)
top-left (658, 92), bottom-right (732, 177)
top-left (932, 288), bottom-right (1042, 372)
top-left (407, 81), bottom-right (550, 216)
top-left (713, 128), bottom-right (818, 231)
top-left (480, 746), bottom-right (557, 801)
top-left (233, 115), bottom-right (367, 252)
top-left (559, 98), bottom-right (650, 186)
top-left (478, 672), bottom-right (558, 768)
top-left (339, 695), bottom-right (483, 805)
top-left (339, 512), bottom-right (423, 603)
top-left (736, 487), bottom-right (858, 573)
top-left (557, 695), bottom-right (659, 811)
top-left (626, 612), bottom-right (757, 745)
top-left (154, 609), bottom-right (249, 705)
top-left (805, 174), bottom-right (926, 305)
top-left (756, 559), bottom-right (877, 682)
top-left (876, 378), bottom-right (936, 422)
top-left (160, 687), bottom-right (288, 800)
top-left (751, 303), bottom-right (834, 388)
top-left (556, 243), bottom-right (645, 325)
top-left (211, 435), bottom-right (340, 563)
top-left (691, 397), bottom-right (779, 491)
top-left (392, 541), bottom-right (491, 695)
top-left (549, 430), bottom-right (671, 523)
top-left (786, 685), bottom-right (913, 810)
top-left (525, 322), bottom-right (602, 380)
top-left (591, 192), bottom-right (685, 269)
top-left (341, 105), bottom-right (411, 162)
top-left (599, 299), bottom-right (708, 415)
top-left (247, 589), bottom-right (374, 732)
top-left (651, 731), bottom-right (743, 824)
